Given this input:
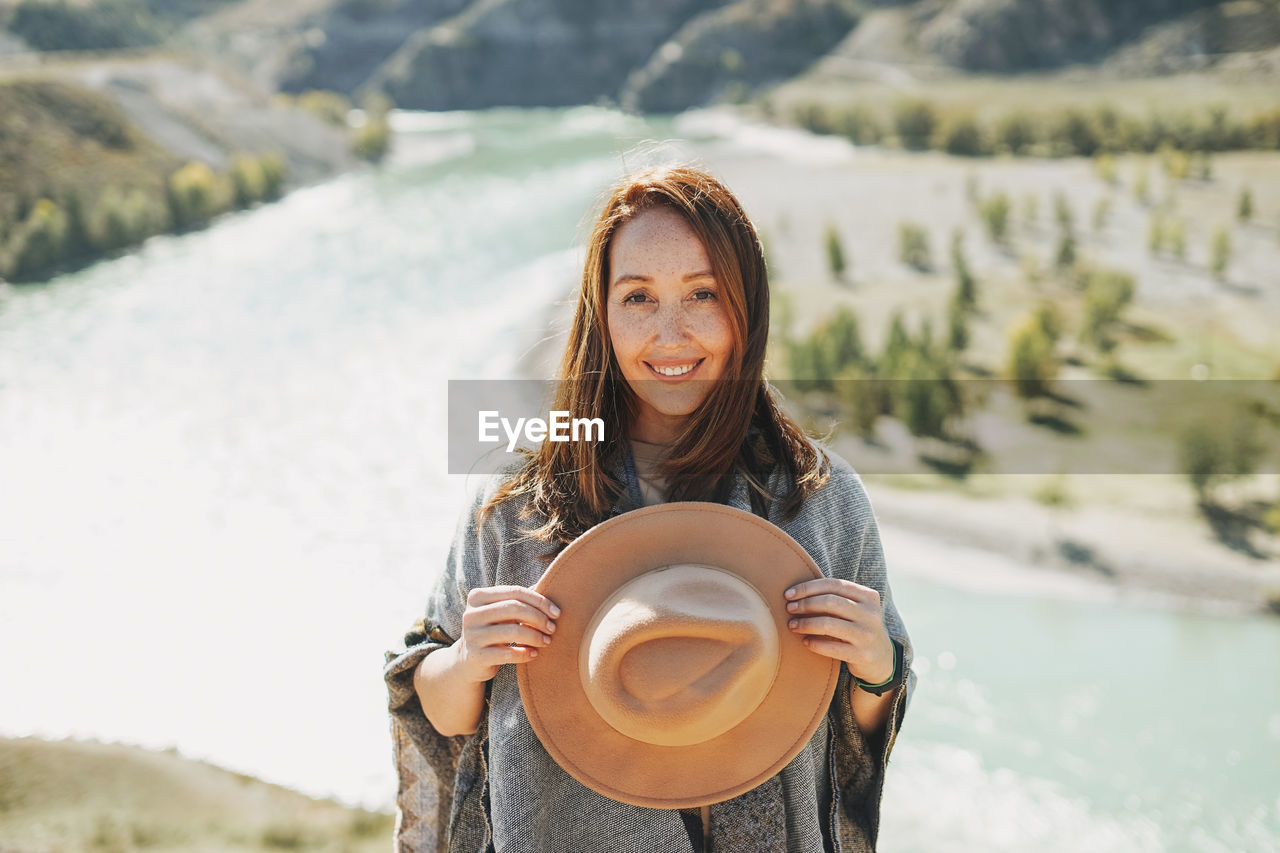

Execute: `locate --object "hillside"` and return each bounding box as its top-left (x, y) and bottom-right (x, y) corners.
top-left (0, 736), bottom-right (392, 851)
top-left (7, 0), bottom-right (1279, 111)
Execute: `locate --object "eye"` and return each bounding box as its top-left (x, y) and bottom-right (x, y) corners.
top-left (692, 289), bottom-right (717, 301)
top-left (622, 291), bottom-right (650, 304)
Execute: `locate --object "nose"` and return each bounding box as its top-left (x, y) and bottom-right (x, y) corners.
top-left (653, 302), bottom-right (691, 346)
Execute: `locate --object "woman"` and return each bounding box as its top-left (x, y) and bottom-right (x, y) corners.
top-left (383, 165), bottom-right (915, 853)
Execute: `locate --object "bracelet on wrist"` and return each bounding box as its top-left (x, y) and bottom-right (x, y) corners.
top-left (852, 637), bottom-right (905, 696)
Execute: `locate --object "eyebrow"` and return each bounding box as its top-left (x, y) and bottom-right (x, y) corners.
top-left (612, 270), bottom-right (715, 285)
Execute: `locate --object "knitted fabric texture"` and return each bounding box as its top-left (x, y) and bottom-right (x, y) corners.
top-left (382, 442), bottom-right (916, 853)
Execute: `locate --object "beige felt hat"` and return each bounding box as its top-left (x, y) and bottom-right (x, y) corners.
top-left (516, 502), bottom-right (839, 809)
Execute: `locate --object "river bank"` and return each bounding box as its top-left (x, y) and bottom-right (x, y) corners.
top-left (0, 51), bottom-right (358, 283)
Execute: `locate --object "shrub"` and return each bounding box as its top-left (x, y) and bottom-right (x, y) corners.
top-left (1079, 267), bottom-right (1135, 353)
top-left (1054, 232), bottom-right (1076, 269)
top-left (824, 223), bottom-right (847, 281)
top-left (1265, 504), bottom-right (1280, 536)
top-left (937, 112), bottom-right (987, 156)
top-left (1053, 192), bottom-right (1074, 234)
top-left (1179, 414), bottom-right (1264, 502)
top-left (10, 198), bottom-right (67, 280)
top-left (897, 349), bottom-right (954, 439)
top-left (1238, 187), bottom-right (1253, 223)
top-left (354, 113), bottom-right (391, 162)
top-left (294, 90), bottom-right (352, 126)
top-left (1210, 225), bottom-right (1232, 281)
top-left (259, 154), bottom-right (287, 200)
top-left (898, 222), bottom-right (931, 270)
top-left (951, 230), bottom-right (976, 308)
top-left (1161, 147), bottom-right (1191, 181)
top-left (61, 188), bottom-right (92, 261)
top-left (788, 335), bottom-right (831, 392)
top-left (979, 192), bottom-right (1011, 244)
top-left (1094, 153), bottom-right (1117, 185)
top-left (230, 154), bottom-right (267, 208)
top-left (1168, 218), bottom-right (1186, 260)
top-left (893, 99), bottom-right (937, 150)
top-left (1007, 314), bottom-right (1057, 399)
top-left (790, 308), bottom-right (865, 391)
top-left (793, 102), bottom-right (838, 135)
top-left (1133, 163), bottom-right (1150, 205)
top-left (1049, 109), bottom-right (1100, 157)
top-left (836, 362), bottom-right (882, 440)
top-left (837, 105), bottom-right (882, 145)
top-left (1092, 195), bottom-right (1112, 232)
top-left (1148, 213), bottom-right (1166, 254)
top-left (880, 311), bottom-right (912, 379)
top-left (166, 161), bottom-right (223, 229)
top-left (1193, 151), bottom-right (1213, 180)
top-left (1032, 301), bottom-right (1063, 344)
top-left (946, 289), bottom-right (969, 353)
top-left (996, 111), bottom-right (1037, 155)
top-left (818, 306), bottom-right (864, 373)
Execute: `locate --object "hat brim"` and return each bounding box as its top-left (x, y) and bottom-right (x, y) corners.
top-left (517, 502), bottom-right (839, 809)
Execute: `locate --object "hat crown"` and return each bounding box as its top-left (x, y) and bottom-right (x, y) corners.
top-left (580, 565), bottom-right (780, 748)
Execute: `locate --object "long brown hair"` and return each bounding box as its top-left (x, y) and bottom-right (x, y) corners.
top-left (483, 164), bottom-right (829, 549)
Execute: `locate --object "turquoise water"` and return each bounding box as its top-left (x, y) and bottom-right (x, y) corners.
top-left (1, 107), bottom-right (1277, 851)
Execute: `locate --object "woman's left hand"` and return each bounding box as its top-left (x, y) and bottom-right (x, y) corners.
top-left (784, 578), bottom-right (895, 685)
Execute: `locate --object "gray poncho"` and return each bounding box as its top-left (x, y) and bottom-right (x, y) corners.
top-left (383, 443), bottom-right (916, 852)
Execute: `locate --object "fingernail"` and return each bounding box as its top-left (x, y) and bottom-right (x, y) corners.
top-left (546, 620), bottom-right (556, 632)
top-left (788, 619), bottom-right (798, 629)
top-left (550, 604), bottom-right (561, 617)
top-left (784, 588), bottom-right (796, 598)
top-left (530, 649), bottom-right (538, 658)
top-left (786, 601), bottom-right (798, 612)
top-left (542, 634), bottom-right (552, 645)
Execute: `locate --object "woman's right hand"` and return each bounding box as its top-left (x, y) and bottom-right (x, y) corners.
top-left (454, 585), bottom-right (561, 684)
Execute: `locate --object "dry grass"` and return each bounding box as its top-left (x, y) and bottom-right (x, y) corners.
top-left (0, 737), bottom-right (393, 852)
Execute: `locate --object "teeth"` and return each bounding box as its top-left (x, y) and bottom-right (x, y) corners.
top-left (654, 363), bottom-right (696, 376)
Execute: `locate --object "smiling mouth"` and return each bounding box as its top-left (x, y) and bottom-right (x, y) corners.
top-left (645, 358), bottom-right (704, 378)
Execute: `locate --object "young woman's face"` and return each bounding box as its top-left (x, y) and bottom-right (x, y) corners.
top-left (606, 205), bottom-right (735, 444)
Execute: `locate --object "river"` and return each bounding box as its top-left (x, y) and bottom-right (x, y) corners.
top-left (1, 106), bottom-right (1276, 852)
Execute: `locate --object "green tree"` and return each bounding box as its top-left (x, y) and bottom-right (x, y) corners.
top-left (938, 112), bottom-right (986, 156)
top-left (1054, 232), bottom-right (1076, 270)
top-left (1007, 314), bottom-right (1057, 399)
top-left (1210, 226), bottom-right (1232, 281)
top-left (980, 192), bottom-right (1011, 244)
top-left (996, 111), bottom-right (1036, 155)
top-left (946, 290), bottom-right (969, 353)
top-left (1079, 268), bottom-right (1136, 354)
top-left (1168, 218), bottom-right (1186, 260)
top-left (881, 311), bottom-right (912, 379)
top-left (893, 99), bottom-right (937, 150)
top-left (819, 307), bottom-right (864, 373)
top-left (1238, 187), bottom-right (1253, 223)
top-left (166, 161), bottom-right (222, 230)
top-left (1179, 414), bottom-right (1264, 503)
top-left (951, 230), bottom-right (977, 308)
top-left (1053, 192), bottom-right (1074, 234)
top-left (836, 363), bottom-right (882, 440)
top-left (1092, 195), bottom-right (1112, 232)
top-left (11, 198), bottom-right (68, 279)
top-left (1148, 213), bottom-right (1166, 254)
top-left (898, 222), bottom-right (931, 270)
top-left (824, 223), bottom-right (847, 281)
